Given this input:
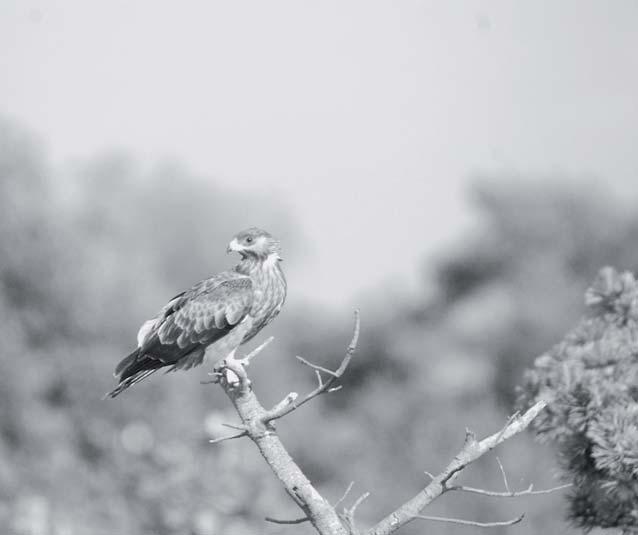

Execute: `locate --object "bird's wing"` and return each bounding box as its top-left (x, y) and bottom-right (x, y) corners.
top-left (137, 273), bottom-right (254, 362)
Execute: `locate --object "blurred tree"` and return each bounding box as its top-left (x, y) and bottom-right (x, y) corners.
top-left (430, 179), bottom-right (638, 407)
top-left (522, 266), bottom-right (638, 533)
top-left (0, 116), bottom-right (297, 535)
top-left (0, 118), bottom-right (74, 346)
top-left (1, 115), bottom-right (633, 535)
top-left (286, 179), bottom-right (638, 534)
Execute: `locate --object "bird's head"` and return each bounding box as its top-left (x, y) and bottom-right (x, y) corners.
top-left (227, 227), bottom-right (282, 261)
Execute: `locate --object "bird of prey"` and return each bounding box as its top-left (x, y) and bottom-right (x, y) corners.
top-left (107, 227), bottom-right (286, 398)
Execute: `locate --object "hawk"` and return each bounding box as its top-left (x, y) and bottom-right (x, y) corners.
top-left (107, 227), bottom-right (286, 398)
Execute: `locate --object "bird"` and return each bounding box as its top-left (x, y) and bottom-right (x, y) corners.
top-left (106, 227), bottom-right (286, 398)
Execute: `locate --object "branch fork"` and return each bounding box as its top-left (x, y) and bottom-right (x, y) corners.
top-left (366, 400), bottom-right (567, 535)
top-left (205, 311), bottom-right (566, 535)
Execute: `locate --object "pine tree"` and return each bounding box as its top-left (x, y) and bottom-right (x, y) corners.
top-left (522, 267), bottom-right (638, 532)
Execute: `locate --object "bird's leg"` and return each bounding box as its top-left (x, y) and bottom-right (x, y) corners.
top-left (211, 338), bottom-right (274, 391)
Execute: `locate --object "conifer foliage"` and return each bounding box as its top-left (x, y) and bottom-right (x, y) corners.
top-left (522, 267), bottom-right (638, 532)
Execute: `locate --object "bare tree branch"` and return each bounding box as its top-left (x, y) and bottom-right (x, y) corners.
top-left (211, 311), bottom-right (361, 535)
top-left (209, 430), bottom-right (248, 445)
top-left (366, 400), bottom-right (548, 535)
top-left (415, 513), bottom-right (525, 528)
top-left (221, 422), bottom-right (246, 431)
top-left (334, 481), bottom-right (355, 509)
top-left (265, 482), bottom-right (357, 527)
top-left (238, 336), bottom-right (275, 367)
top-left (210, 311), bottom-right (559, 535)
top-left (296, 356), bottom-right (341, 377)
top-left (265, 515), bottom-right (311, 525)
top-left (342, 492), bottom-right (370, 535)
top-left (263, 310), bottom-right (360, 422)
top-left (447, 457), bottom-right (572, 497)
top-left (495, 456), bottom-right (511, 493)
top-left (349, 492), bottom-right (370, 517)
top-left (268, 392), bottom-right (299, 415)
top-left (495, 412), bottom-right (520, 442)
top-left (450, 482), bottom-right (572, 498)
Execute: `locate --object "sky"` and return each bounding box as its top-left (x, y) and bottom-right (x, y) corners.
top-left (2, 1), bottom-right (638, 309)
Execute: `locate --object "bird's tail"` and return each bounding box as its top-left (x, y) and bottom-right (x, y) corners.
top-left (105, 369), bottom-right (159, 399)
top-left (105, 348), bottom-right (164, 399)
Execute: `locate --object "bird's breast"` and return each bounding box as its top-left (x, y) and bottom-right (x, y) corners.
top-left (243, 262), bottom-right (286, 341)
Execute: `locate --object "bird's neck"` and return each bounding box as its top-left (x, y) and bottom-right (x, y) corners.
top-left (235, 253), bottom-right (287, 310)
top-left (235, 253), bottom-right (283, 279)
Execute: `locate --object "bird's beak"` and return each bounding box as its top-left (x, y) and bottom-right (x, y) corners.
top-left (226, 238), bottom-right (241, 254)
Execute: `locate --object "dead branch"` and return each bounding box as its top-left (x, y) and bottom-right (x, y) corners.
top-left (238, 336), bottom-right (274, 367)
top-left (211, 311), bottom-right (361, 535)
top-left (334, 481), bottom-right (355, 508)
top-left (221, 422), bottom-right (246, 431)
top-left (496, 456), bottom-right (511, 492)
top-left (448, 457), bottom-right (572, 497)
top-left (268, 392), bottom-right (299, 416)
top-left (209, 430), bottom-right (248, 445)
top-left (210, 311), bottom-right (561, 535)
top-left (296, 356), bottom-right (341, 377)
top-left (263, 311), bottom-right (360, 422)
top-left (265, 515), bottom-right (311, 525)
top-left (265, 481), bottom-right (356, 527)
top-left (366, 401), bottom-right (549, 535)
top-left (450, 482), bottom-right (572, 498)
top-left (342, 492), bottom-right (371, 534)
top-left (414, 513), bottom-right (525, 528)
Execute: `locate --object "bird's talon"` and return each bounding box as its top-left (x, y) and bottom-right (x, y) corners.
top-left (223, 368), bottom-right (241, 388)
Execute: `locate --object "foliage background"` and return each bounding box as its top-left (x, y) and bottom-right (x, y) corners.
top-left (2, 117), bottom-right (637, 534)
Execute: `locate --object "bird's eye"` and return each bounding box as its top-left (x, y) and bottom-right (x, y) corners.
top-left (245, 237), bottom-right (253, 244)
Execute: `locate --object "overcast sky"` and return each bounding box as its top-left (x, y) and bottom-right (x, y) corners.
top-left (2, 1), bottom-right (638, 308)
